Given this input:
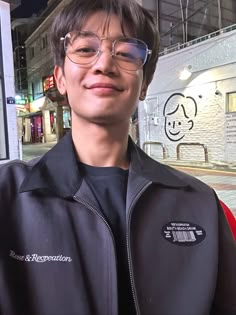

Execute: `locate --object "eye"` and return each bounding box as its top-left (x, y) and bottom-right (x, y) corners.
top-left (70, 35), bottom-right (99, 56)
top-left (178, 122), bottom-right (181, 126)
top-left (115, 50), bottom-right (136, 61)
top-left (74, 46), bottom-right (97, 56)
top-left (168, 122), bottom-right (171, 126)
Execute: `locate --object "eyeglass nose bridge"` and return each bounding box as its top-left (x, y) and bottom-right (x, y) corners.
top-left (95, 38), bottom-right (117, 61)
top-left (98, 37), bottom-right (116, 53)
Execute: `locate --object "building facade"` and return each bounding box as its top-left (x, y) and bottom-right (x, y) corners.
top-left (0, 1), bottom-right (19, 164)
top-left (141, 0), bottom-right (236, 52)
top-left (139, 25), bottom-right (236, 166)
top-left (22, 0), bottom-right (70, 144)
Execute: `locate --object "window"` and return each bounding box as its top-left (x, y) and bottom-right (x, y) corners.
top-left (30, 47), bottom-right (35, 59)
top-left (226, 92), bottom-right (236, 112)
top-left (41, 34), bottom-right (48, 50)
top-left (32, 79), bottom-right (44, 100)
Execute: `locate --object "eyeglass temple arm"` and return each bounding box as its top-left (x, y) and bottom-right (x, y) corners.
top-left (60, 32), bottom-right (72, 41)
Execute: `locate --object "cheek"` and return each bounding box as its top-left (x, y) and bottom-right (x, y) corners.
top-left (64, 61), bottom-right (84, 84)
top-left (129, 73), bottom-right (144, 98)
top-left (64, 70), bottom-right (78, 86)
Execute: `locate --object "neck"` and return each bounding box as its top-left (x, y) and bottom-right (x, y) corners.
top-left (72, 119), bottom-right (130, 169)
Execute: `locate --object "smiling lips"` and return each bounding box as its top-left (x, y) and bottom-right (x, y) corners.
top-left (87, 83), bottom-right (123, 92)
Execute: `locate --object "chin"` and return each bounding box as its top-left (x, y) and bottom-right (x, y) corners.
top-left (89, 116), bottom-right (120, 125)
top-left (88, 112), bottom-right (130, 125)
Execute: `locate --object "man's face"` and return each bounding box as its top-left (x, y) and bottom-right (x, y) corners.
top-left (164, 94), bottom-right (196, 142)
top-left (54, 11), bottom-right (146, 126)
top-left (164, 108), bottom-right (187, 142)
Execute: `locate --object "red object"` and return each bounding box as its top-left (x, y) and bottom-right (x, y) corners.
top-left (43, 75), bottom-right (55, 92)
top-left (220, 200), bottom-right (236, 240)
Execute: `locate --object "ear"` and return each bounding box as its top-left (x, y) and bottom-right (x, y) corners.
top-left (139, 81), bottom-right (148, 101)
top-left (188, 120), bottom-right (194, 130)
top-left (54, 65), bottom-right (67, 95)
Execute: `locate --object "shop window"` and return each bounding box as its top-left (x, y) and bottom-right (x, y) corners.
top-left (226, 92), bottom-right (236, 113)
top-left (63, 107), bottom-right (71, 129)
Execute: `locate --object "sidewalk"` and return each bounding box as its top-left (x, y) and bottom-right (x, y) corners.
top-left (22, 141), bottom-right (57, 162)
top-left (161, 159), bottom-right (236, 172)
top-left (155, 157), bottom-right (236, 216)
top-left (169, 165), bottom-right (236, 216)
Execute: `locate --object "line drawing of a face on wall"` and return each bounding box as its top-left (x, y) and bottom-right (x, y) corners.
top-left (163, 93), bottom-right (197, 142)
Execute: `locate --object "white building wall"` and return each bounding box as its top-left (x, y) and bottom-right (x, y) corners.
top-left (0, 1), bottom-right (18, 164)
top-left (139, 28), bottom-right (236, 165)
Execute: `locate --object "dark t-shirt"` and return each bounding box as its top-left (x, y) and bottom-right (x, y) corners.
top-left (78, 162), bottom-right (135, 315)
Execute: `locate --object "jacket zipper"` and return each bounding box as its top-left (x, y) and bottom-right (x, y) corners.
top-left (73, 195), bottom-right (116, 244)
top-left (73, 195), bottom-right (117, 313)
top-left (126, 182), bottom-right (152, 315)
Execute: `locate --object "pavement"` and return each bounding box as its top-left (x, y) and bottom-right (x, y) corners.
top-left (169, 166), bottom-right (236, 215)
top-left (22, 141), bottom-right (236, 216)
top-left (22, 141), bottom-right (57, 162)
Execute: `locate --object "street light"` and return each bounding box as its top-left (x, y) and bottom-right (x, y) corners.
top-left (179, 65), bottom-right (192, 80)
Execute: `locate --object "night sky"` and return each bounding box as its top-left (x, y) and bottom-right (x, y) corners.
top-left (11, 0), bottom-right (48, 18)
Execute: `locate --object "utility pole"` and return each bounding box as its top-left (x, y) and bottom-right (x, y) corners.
top-left (217, 0), bottom-right (222, 30)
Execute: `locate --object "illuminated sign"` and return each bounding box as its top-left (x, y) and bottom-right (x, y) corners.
top-left (15, 95), bottom-right (27, 105)
top-left (43, 75), bottom-right (55, 92)
top-left (15, 99), bottom-right (26, 105)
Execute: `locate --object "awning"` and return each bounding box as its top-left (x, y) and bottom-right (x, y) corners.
top-left (40, 96), bottom-right (57, 111)
top-left (31, 96), bottom-right (46, 112)
top-left (18, 111), bottom-right (42, 118)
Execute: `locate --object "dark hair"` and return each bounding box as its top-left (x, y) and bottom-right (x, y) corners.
top-left (50, 0), bottom-right (160, 86)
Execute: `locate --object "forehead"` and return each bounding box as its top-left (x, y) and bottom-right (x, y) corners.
top-left (81, 11), bottom-right (132, 38)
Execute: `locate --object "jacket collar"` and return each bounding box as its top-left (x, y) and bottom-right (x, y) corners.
top-left (128, 139), bottom-right (189, 188)
top-left (20, 132), bottom-right (82, 197)
top-left (20, 132), bottom-right (189, 197)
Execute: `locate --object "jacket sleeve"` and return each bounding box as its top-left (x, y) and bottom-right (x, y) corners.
top-left (210, 195), bottom-right (236, 315)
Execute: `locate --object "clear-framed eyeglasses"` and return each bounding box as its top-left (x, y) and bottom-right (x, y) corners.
top-left (60, 31), bottom-right (152, 71)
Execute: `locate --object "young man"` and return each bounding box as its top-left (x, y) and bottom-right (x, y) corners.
top-left (0, 0), bottom-right (236, 314)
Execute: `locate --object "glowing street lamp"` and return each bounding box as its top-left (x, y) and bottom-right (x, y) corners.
top-left (179, 65), bottom-right (192, 80)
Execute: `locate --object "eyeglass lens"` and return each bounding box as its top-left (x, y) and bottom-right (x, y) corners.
top-left (65, 32), bottom-right (148, 70)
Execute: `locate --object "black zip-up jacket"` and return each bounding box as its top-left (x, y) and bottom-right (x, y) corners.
top-left (0, 133), bottom-right (236, 315)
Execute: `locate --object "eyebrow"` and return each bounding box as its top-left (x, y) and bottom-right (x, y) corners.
top-left (81, 30), bottom-right (130, 40)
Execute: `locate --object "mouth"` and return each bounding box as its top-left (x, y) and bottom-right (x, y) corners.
top-left (86, 83), bottom-right (123, 91)
top-left (169, 130), bottom-right (180, 136)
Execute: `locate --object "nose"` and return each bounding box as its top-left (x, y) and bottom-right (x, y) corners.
top-left (172, 121), bottom-right (176, 129)
top-left (92, 44), bottom-right (118, 75)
